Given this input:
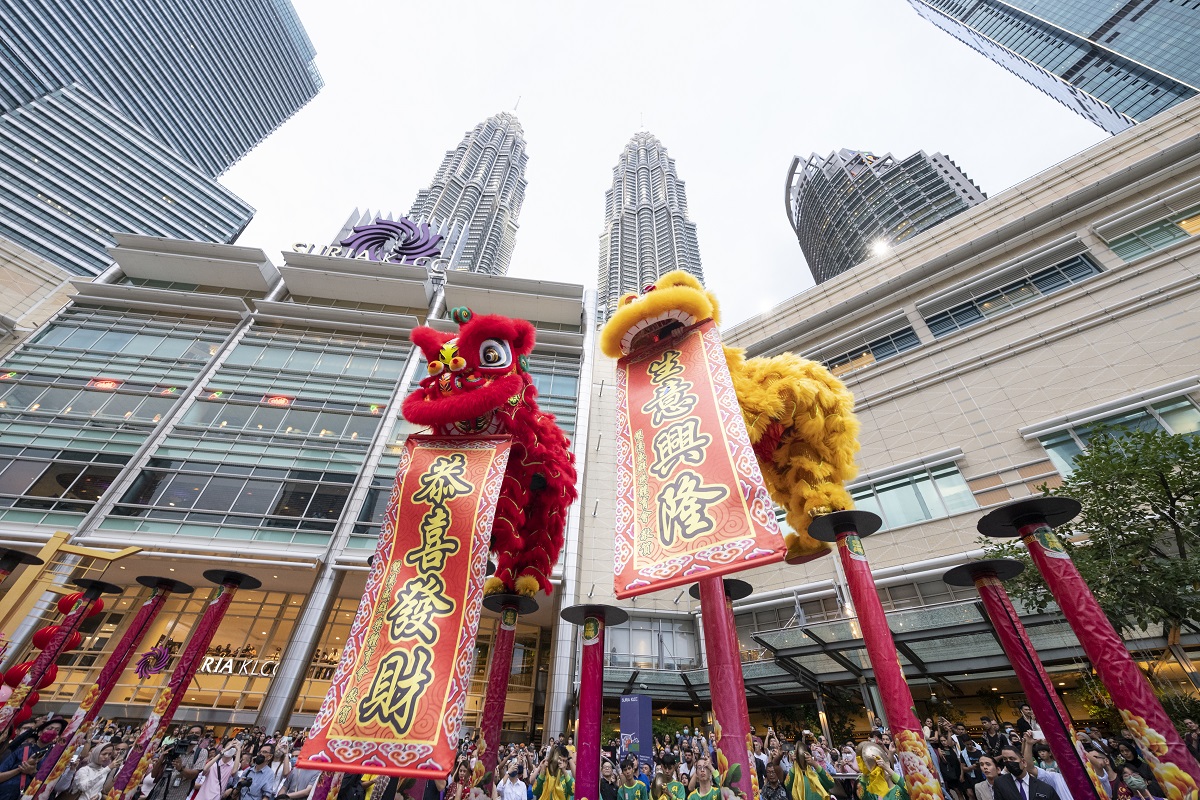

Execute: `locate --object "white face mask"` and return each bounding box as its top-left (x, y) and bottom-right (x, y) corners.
top-left (224, 749), bottom-right (237, 760)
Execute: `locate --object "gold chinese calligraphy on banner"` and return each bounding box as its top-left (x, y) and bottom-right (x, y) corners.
top-left (298, 436), bottom-right (511, 779)
top-left (613, 321), bottom-right (786, 597)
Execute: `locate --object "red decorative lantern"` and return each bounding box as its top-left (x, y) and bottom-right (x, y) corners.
top-left (57, 593), bottom-right (82, 615)
top-left (4, 662), bottom-right (32, 688)
top-left (32, 626), bottom-right (58, 650)
top-left (12, 706), bottom-right (32, 726)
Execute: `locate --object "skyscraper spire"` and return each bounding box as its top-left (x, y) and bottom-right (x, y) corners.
top-left (408, 112), bottom-right (528, 276)
top-left (597, 131), bottom-right (703, 321)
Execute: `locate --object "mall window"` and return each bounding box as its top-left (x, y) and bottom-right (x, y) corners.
top-left (37, 584), bottom-right (304, 713)
top-left (924, 254), bottom-right (1103, 338)
top-left (0, 447), bottom-right (128, 512)
top-left (110, 460), bottom-right (355, 540)
top-left (604, 615), bottom-right (697, 671)
top-left (824, 327), bottom-right (921, 377)
top-left (1038, 397), bottom-right (1200, 476)
top-left (1108, 204), bottom-right (1200, 262)
top-left (849, 463), bottom-right (977, 532)
top-left (526, 353), bottom-right (581, 436)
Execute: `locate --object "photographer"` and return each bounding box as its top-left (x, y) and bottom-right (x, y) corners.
top-left (196, 740), bottom-right (240, 800)
top-left (234, 749), bottom-right (276, 800)
top-left (149, 725), bottom-right (208, 800)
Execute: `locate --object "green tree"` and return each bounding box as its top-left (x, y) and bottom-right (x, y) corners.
top-left (981, 427), bottom-right (1200, 637)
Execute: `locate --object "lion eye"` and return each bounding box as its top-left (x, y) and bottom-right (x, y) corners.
top-left (478, 339), bottom-right (512, 368)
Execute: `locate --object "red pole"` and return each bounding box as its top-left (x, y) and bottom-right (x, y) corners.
top-left (478, 594), bottom-right (535, 787)
top-left (811, 512), bottom-right (944, 800)
top-left (0, 578), bottom-right (118, 739)
top-left (695, 577), bottom-right (757, 800)
top-left (24, 577), bottom-right (193, 800)
top-left (945, 560), bottom-right (1101, 800)
top-left (106, 571), bottom-right (260, 800)
top-left (980, 498), bottom-right (1200, 800)
top-left (561, 605), bottom-right (628, 800)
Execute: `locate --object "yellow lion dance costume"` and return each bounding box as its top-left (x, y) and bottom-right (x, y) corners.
top-left (600, 271), bottom-right (860, 562)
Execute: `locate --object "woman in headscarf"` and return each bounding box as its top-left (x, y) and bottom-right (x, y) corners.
top-left (71, 742), bottom-right (117, 800)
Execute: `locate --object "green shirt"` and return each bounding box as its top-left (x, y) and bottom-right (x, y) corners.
top-left (619, 783), bottom-right (649, 800)
top-left (785, 764), bottom-right (835, 800)
top-left (667, 781), bottom-right (688, 800)
top-left (687, 787), bottom-right (721, 800)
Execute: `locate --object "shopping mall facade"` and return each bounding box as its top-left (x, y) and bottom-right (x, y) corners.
top-left (2, 96), bottom-right (1200, 743)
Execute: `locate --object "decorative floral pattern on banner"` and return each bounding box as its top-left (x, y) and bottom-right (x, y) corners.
top-left (298, 435), bottom-right (511, 780)
top-left (613, 321), bottom-right (785, 598)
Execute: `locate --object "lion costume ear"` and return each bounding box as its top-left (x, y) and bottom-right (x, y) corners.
top-left (410, 326), bottom-right (454, 362)
top-left (707, 290), bottom-right (721, 325)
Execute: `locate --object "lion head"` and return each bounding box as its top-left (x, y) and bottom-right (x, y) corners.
top-left (402, 307), bottom-right (535, 434)
top-left (599, 270), bottom-right (720, 358)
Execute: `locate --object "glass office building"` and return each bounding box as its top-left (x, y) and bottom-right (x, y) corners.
top-left (907, 0), bottom-right (1200, 134)
top-left (0, 85), bottom-right (253, 276)
top-left (0, 233), bottom-right (591, 735)
top-left (786, 148), bottom-right (985, 285)
top-left (0, 0), bottom-right (323, 178)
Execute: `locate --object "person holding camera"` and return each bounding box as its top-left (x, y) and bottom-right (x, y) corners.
top-left (232, 749), bottom-right (276, 800)
top-left (196, 740), bottom-right (240, 800)
top-left (149, 726), bottom-right (209, 800)
top-left (493, 758), bottom-right (527, 800)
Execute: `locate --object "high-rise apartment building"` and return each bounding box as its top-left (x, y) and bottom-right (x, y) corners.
top-left (906, 0), bottom-right (1199, 134)
top-left (0, 0), bottom-right (323, 177)
top-left (787, 148), bottom-right (985, 285)
top-left (597, 132), bottom-right (703, 321)
top-left (407, 113), bottom-right (528, 276)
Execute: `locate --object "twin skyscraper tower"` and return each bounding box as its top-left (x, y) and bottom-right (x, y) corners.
top-left (348, 114), bottom-right (706, 323)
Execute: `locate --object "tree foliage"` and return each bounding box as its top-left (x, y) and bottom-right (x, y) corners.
top-left (981, 427), bottom-right (1200, 634)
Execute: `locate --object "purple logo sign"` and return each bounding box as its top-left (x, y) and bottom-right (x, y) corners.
top-left (339, 217), bottom-right (444, 264)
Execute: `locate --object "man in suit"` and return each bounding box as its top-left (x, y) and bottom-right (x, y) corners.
top-left (990, 745), bottom-right (1062, 800)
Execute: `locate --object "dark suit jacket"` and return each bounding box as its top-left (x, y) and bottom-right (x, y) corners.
top-left (992, 773), bottom-right (1060, 800)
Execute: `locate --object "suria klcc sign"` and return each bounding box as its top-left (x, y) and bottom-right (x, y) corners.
top-left (292, 216), bottom-right (443, 263)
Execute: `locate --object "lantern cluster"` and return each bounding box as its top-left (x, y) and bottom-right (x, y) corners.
top-left (0, 592), bottom-right (102, 725)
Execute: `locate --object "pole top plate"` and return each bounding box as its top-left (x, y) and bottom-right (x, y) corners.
top-left (688, 577), bottom-right (753, 601)
top-left (202, 570), bottom-right (262, 590)
top-left (136, 575), bottom-right (195, 594)
top-left (0, 548), bottom-right (44, 568)
top-left (560, 604), bottom-right (629, 626)
top-left (482, 592), bottom-right (538, 615)
top-left (72, 578), bottom-right (123, 596)
top-left (977, 497), bottom-right (1081, 538)
top-left (942, 558), bottom-right (1025, 587)
top-left (808, 510), bottom-right (883, 543)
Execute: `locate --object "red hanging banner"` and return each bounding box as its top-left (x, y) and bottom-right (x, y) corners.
top-left (613, 320), bottom-right (786, 598)
top-left (298, 435), bottom-right (512, 779)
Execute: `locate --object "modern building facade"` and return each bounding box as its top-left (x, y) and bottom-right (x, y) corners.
top-left (787, 148), bottom-right (985, 285)
top-left (597, 132), bottom-right (704, 321)
top-left (0, 235), bottom-right (591, 739)
top-left (6, 98), bottom-right (1200, 742)
top-left (0, 85), bottom-right (254, 277)
top-left (0, 0), bottom-right (323, 178)
top-left (407, 113), bottom-right (529, 277)
top-left (562, 94), bottom-right (1200, 738)
top-left (907, 0), bottom-right (1200, 134)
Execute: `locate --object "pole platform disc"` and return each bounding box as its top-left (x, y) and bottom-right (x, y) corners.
top-left (943, 558), bottom-right (1025, 587)
top-left (482, 592), bottom-right (538, 615)
top-left (0, 548), bottom-right (43, 568)
top-left (688, 577), bottom-right (753, 601)
top-left (808, 510), bottom-right (883, 543)
top-left (136, 575), bottom-right (195, 594)
top-left (977, 497), bottom-right (1081, 538)
top-left (560, 603), bottom-right (629, 626)
top-left (202, 569), bottom-right (262, 590)
top-left (72, 578), bottom-right (123, 596)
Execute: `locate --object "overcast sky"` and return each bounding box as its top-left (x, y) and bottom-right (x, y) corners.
top-left (222, 0), bottom-right (1107, 327)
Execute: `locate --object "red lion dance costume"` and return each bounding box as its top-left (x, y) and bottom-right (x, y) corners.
top-left (402, 307), bottom-right (578, 597)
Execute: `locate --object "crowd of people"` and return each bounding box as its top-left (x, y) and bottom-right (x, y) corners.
top-left (3, 704), bottom-right (1199, 800)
